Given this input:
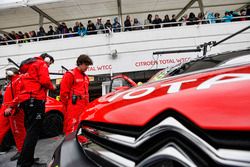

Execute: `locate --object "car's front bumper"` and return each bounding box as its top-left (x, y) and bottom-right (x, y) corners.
top-left (49, 132), bottom-right (96, 167)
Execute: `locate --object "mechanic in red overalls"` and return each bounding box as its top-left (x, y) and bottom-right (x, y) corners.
top-left (5, 53), bottom-right (55, 167)
top-left (0, 67), bottom-right (26, 161)
top-left (60, 54), bottom-right (93, 135)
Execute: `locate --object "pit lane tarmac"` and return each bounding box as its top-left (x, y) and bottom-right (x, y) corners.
top-left (0, 135), bottom-right (64, 167)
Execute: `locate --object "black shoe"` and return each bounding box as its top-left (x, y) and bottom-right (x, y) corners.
top-left (31, 162), bottom-right (47, 167)
top-left (34, 157), bottom-right (40, 162)
top-left (0, 145), bottom-right (11, 155)
top-left (10, 152), bottom-right (20, 161)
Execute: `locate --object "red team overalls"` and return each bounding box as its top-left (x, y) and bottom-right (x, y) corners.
top-left (0, 74), bottom-right (26, 153)
top-left (60, 67), bottom-right (89, 135)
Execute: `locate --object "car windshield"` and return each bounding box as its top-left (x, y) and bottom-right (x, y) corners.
top-left (148, 49), bottom-right (250, 82)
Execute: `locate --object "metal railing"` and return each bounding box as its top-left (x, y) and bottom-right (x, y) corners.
top-left (0, 16), bottom-right (249, 46)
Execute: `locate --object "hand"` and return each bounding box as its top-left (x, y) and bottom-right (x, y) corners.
top-left (4, 107), bottom-right (12, 117)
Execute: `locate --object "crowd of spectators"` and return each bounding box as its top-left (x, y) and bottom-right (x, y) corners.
top-left (0, 6), bottom-right (250, 45)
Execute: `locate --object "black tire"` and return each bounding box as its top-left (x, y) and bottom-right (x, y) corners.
top-left (41, 112), bottom-right (63, 138)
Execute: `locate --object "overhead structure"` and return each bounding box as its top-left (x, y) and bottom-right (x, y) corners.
top-left (235, 3), bottom-right (250, 12)
top-left (197, 0), bottom-right (204, 14)
top-left (175, 0), bottom-right (197, 20)
top-left (29, 5), bottom-right (60, 26)
top-left (0, 0), bottom-right (249, 32)
top-left (117, 0), bottom-right (123, 27)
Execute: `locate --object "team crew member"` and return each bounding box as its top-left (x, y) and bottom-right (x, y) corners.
top-left (60, 54), bottom-right (93, 135)
top-left (6, 53), bottom-right (55, 167)
top-left (0, 68), bottom-right (26, 161)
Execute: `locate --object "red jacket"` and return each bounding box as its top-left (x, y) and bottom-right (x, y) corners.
top-left (60, 67), bottom-right (89, 106)
top-left (13, 56), bottom-right (54, 105)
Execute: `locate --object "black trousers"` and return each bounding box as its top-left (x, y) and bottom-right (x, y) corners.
top-left (17, 99), bottom-right (45, 167)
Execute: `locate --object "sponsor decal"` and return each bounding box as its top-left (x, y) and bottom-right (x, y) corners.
top-left (103, 73), bottom-right (250, 102)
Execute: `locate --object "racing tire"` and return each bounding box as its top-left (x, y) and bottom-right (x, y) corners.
top-left (41, 112), bottom-right (63, 138)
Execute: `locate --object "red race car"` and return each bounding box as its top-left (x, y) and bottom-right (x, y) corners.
top-left (42, 96), bottom-right (64, 137)
top-left (0, 95), bottom-right (63, 138)
top-left (49, 49), bottom-right (250, 167)
top-left (108, 49), bottom-right (250, 94)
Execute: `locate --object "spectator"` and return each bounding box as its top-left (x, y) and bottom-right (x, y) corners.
top-left (54, 26), bottom-right (61, 38)
top-left (144, 14), bottom-right (153, 29)
top-left (47, 25), bottom-right (55, 39)
top-left (207, 12), bottom-right (216, 24)
top-left (239, 9), bottom-right (247, 21)
top-left (96, 18), bottom-right (105, 34)
top-left (231, 11), bottom-right (240, 22)
top-left (124, 15), bottom-right (132, 31)
top-left (197, 12), bottom-right (207, 24)
top-left (57, 23), bottom-right (63, 34)
top-left (68, 27), bottom-right (74, 38)
top-left (0, 35), bottom-right (7, 45)
top-left (61, 22), bottom-right (69, 34)
top-left (4, 33), bottom-right (15, 45)
top-left (16, 31), bottom-right (24, 43)
top-left (112, 17), bottom-right (121, 32)
top-left (11, 31), bottom-right (19, 40)
top-left (78, 22), bottom-right (87, 37)
top-left (152, 14), bottom-right (162, 28)
top-left (37, 26), bottom-right (47, 40)
top-left (133, 18), bottom-right (142, 30)
top-left (29, 31), bottom-right (37, 42)
top-left (214, 13), bottom-right (221, 23)
top-left (23, 32), bottom-right (30, 43)
top-left (6, 33), bottom-right (13, 41)
top-left (104, 19), bottom-right (112, 33)
top-left (18, 31), bottom-right (24, 40)
top-left (187, 12), bottom-right (198, 25)
top-left (87, 20), bottom-right (97, 35)
top-left (73, 21), bottom-right (80, 36)
top-left (163, 14), bottom-right (171, 27)
top-left (222, 11), bottom-right (233, 22)
top-left (47, 25), bottom-right (55, 35)
top-left (179, 14), bottom-right (188, 26)
top-left (247, 5), bottom-right (250, 20)
top-left (170, 14), bottom-right (178, 26)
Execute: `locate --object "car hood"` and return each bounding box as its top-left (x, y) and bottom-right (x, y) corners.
top-left (80, 64), bottom-right (250, 131)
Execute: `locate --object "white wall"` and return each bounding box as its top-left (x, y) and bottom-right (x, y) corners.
top-left (0, 21), bottom-right (250, 79)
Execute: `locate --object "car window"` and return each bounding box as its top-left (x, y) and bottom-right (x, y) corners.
top-left (148, 50), bottom-right (250, 82)
top-left (148, 68), bottom-right (170, 82)
top-left (219, 55), bottom-right (250, 66)
top-left (111, 78), bottom-right (133, 92)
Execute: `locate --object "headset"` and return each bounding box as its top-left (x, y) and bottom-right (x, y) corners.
top-left (40, 53), bottom-right (54, 64)
top-left (5, 67), bottom-right (19, 77)
top-left (6, 70), bottom-right (14, 76)
top-left (44, 57), bottom-right (51, 64)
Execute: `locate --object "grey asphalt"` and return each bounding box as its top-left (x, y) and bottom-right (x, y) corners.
top-left (0, 135), bottom-right (64, 167)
